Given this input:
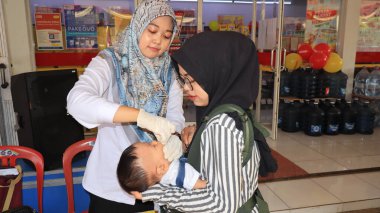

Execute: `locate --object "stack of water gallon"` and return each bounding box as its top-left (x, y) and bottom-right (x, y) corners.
top-left (280, 67), bottom-right (348, 99)
top-left (278, 98), bottom-right (376, 136)
top-left (281, 42), bottom-right (348, 99)
top-left (278, 44), bottom-right (378, 136)
top-left (354, 67), bottom-right (380, 98)
top-left (354, 66), bottom-right (380, 127)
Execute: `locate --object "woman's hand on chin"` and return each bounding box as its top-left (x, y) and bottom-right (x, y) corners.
top-left (181, 125), bottom-right (196, 152)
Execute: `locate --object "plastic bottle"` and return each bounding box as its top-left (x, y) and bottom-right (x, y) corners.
top-left (354, 67), bottom-right (370, 95)
top-left (351, 97), bottom-right (362, 114)
top-left (304, 101), bottom-right (324, 136)
top-left (324, 101), bottom-right (341, 135)
top-left (319, 99), bottom-right (332, 113)
top-left (355, 100), bottom-right (375, 134)
top-left (299, 99), bottom-right (311, 131)
top-left (280, 69), bottom-right (291, 97)
top-left (339, 101), bottom-right (356, 134)
top-left (281, 101), bottom-right (300, 132)
top-left (290, 68), bottom-right (304, 98)
top-left (299, 68), bottom-right (318, 99)
top-left (335, 98), bottom-right (347, 112)
top-left (278, 99), bottom-right (286, 128)
top-left (365, 67), bottom-right (380, 98)
top-left (318, 71), bottom-right (348, 98)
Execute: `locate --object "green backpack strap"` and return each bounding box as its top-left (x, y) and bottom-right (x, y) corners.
top-left (187, 104), bottom-right (254, 172)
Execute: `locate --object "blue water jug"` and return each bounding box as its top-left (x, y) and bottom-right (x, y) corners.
top-left (299, 68), bottom-right (318, 99)
top-left (355, 101), bottom-right (375, 134)
top-left (324, 101), bottom-right (341, 135)
top-left (354, 67), bottom-right (370, 96)
top-left (339, 101), bottom-right (356, 134)
top-left (280, 69), bottom-right (292, 97)
top-left (290, 68), bottom-right (304, 98)
top-left (318, 71), bottom-right (348, 98)
top-left (365, 67), bottom-right (380, 98)
top-left (281, 101), bottom-right (300, 132)
top-left (304, 102), bottom-right (324, 136)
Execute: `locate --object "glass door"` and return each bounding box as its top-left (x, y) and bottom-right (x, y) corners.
top-left (0, 1), bottom-right (17, 145)
top-left (255, 0), bottom-right (286, 140)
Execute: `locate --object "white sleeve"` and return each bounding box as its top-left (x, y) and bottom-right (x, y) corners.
top-left (66, 56), bottom-right (120, 129)
top-left (165, 76), bottom-right (185, 132)
top-left (183, 163), bottom-right (201, 190)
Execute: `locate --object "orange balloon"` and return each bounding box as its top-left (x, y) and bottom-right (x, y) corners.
top-left (285, 53), bottom-right (303, 71)
top-left (323, 52), bottom-right (343, 73)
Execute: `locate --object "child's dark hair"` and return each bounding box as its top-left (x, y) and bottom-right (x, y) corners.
top-left (117, 144), bottom-right (150, 193)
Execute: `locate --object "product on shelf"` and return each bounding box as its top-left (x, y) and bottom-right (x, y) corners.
top-left (280, 69), bottom-right (291, 97)
top-left (277, 99), bottom-right (286, 128)
top-left (299, 99), bottom-right (311, 131)
top-left (323, 101), bottom-right (341, 135)
top-left (355, 100), bottom-right (375, 134)
top-left (304, 101), bottom-right (324, 136)
top-left (339, 100), bottom-right (356, 134)
top-left (290, 68), bottom-right (304, 98)
top-left (354, 67), bottom-right (370, 96)
top-left (281, 100), bottom-right (300, 132)
top-left (365, 67), bottom-right (380, 98)
top-left (317, 70), bottom-right (348, 98)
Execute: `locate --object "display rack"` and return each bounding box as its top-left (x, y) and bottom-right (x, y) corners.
top-left (352, 94), bottom-right (380, 101)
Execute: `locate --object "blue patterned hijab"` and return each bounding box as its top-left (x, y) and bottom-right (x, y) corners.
top-left (99, 0), bottom-right (178, 142)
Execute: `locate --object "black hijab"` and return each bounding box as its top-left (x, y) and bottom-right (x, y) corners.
top-left (172, 31), bottom-right (260, 125)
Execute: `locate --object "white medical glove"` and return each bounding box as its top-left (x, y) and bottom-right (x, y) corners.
top-left (163, 135), bottom-right (183, 162)
top-left (137, 109), bottom-right (175, 144)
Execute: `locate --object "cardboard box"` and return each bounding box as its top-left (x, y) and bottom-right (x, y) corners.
top-left (218, 15), bottom-right (244, 29)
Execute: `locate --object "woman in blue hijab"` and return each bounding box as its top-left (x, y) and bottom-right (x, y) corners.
top-left (67, 0), bottom-right (185, 212)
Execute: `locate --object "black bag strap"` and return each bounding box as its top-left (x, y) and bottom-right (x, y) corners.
top-left (187, 104), bottom-right (254, 171)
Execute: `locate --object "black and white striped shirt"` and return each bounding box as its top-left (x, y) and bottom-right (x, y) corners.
top-left (143, 113), bottom-right (261, 212)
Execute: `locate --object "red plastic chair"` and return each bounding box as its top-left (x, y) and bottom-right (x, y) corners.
top-left (63, 138), bottom-right (95, 213)
top-left (0, 146), bottom-right (44, 213)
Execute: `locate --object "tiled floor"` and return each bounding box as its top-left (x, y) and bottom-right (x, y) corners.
top-left (261, 128), bottom-right (380, 213)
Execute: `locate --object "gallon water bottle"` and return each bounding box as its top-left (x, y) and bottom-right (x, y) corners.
top-left (290, 68), bottom-right (304, 98)
top-left (278, 99), bottom-right (286, 128)
top-left (299, 68), bottom-right (318, 99)
top-left (351, 97), bottom-right (362, 114)
top-left (355, 100), bottom-right (375, 134)
top-left (319, 99), bottom-right (332, 113)
top-left (335, 99), bottom-right (347, 112)
top-left (318, 71), bottom-right (348, 98)
top-left (365, 67), bottom-right (380, 98)
top-left (354, 67), bottom-right (370, 95)
top-left (280, 69), bottom-right (292, 97)
top-left (324, 101), bottom-right (341, 135)
top-left (299, 99), bottom-right (311, 131)
top-left (304, 102), bottom-right (324, 136)
top-left (281, 101), bottom-right (300, 132)
top-left (339, 101), bottom-right (356, 134)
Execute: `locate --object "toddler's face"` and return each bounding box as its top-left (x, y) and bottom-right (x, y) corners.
top-left (139, 16), bottom-right (174, 59)
top-left (134, 141), bottom-right (169, 183)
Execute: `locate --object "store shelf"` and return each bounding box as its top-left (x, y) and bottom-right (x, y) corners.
top-left (280, 96), bottom-right (340, 101)
top-left (352, 94), bottom-right (380, 101)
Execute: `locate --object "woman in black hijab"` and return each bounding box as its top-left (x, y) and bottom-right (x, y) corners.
top-left (141, 31), bottom-right (262, 212)
top-left (175, 30), bottom-right (259, 124)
